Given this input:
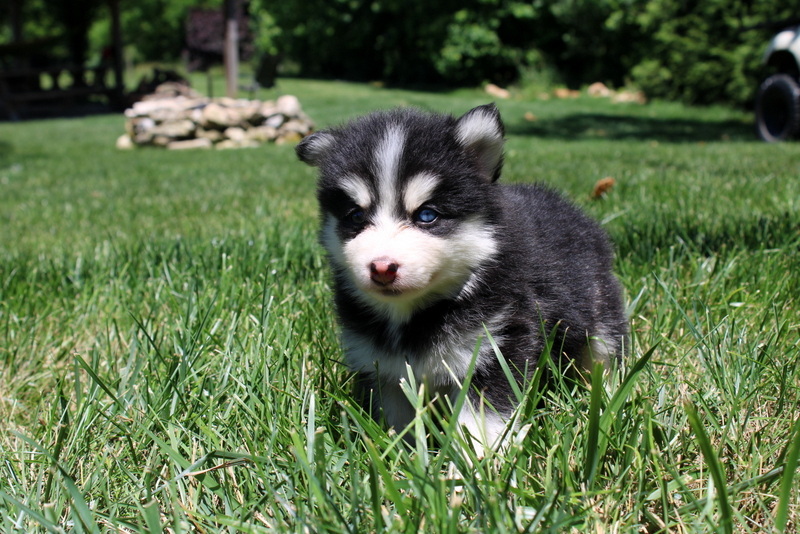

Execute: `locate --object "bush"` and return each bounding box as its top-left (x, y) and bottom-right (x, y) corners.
top-left (84, 0), bottom-right (222, 64)
top-left (628, 0), bottom-right (794, 106)
top-left (249, 0), bottom-right (644, 88)
top-left (248, 0), bottom-right (453, 83)
top-left (249, 0), bottom-right (797, 107)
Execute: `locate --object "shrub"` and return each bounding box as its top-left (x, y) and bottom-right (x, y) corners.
top-left (628, 0), bottom-right (792, 106)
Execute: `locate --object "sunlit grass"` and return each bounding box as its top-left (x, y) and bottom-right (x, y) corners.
top-left (0, 77), bottom-right (799, 532)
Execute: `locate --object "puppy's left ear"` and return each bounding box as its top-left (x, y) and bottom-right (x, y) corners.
top-left (296, 131), bottom-right (335, 166)
top-left (455, 103), bottom-right (505, 182)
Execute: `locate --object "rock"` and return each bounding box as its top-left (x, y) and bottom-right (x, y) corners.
top-left (587, 82), bottom-right (613, 98)
top-left (246, 125), bottom-right (279, 142)
top-left (276, 95), bottom-right (302, 117)
top-left (216, 139), bottom-right (260, 149)
top-left (613, 90), bottom-right (647, 104)
top-left (201, 103), bottom-right (240, 129)
top-left (280, 118), bottom-right (312, 136)
top-left (264, 114), bottom-right (285, 129)
top-left (484, 83), bottom-right (511, 99)
top-left (126, 117), bottom-right (155, 137)
top-left (196, 127), bottom-right (225, 142)
top-left (254, 101), bottom-right (279, 123)
top-left (116, 134), bottom-right (134, 150)
top-left (149, 119), bottom-right (196, 139)
top-left (125, 100), bottom-right (164, 118)
top-left (275, 131), bottom-right (303, 145)
top-left (134, 130), bottom-right (155, 145)
top-left (238, 102), bottom-right (263, 125)
top-left (296, 111), bottom-right (315, 131)
top-left (142, 81), bottom-right (203, 100)
top-left (151, 135), bottom-right (171, 147)
top-left (149, 106), bottom-right (201, 124)
top-left (122, 92), bottom-right (313, 149)
top-left (554, 88), bottom-right (581, 99)
top-left (223, 127), bottom-right (248, 142)
top-left (125, 97), bottom-right (205, 118)
top-left (215, 139), bottom-right (237, 150)
top-left (188, 108), bottom-right (204, 123)
top-left (216, 97), bottom-right (241, 108)
top-left (167, 138), bottom-right (213, 150)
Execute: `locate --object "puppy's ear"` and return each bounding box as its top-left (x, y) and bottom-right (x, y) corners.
top-left (295, 131), bottom-right (335, 166)
top-left (455, 104), bottom-right (505, 182)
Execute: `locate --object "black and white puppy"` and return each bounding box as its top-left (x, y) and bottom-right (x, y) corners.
top-left (296, 104), bottom-right (627, 448)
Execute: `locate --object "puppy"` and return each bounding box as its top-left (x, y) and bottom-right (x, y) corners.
top-left (296, 104), bottom-right (628, 449)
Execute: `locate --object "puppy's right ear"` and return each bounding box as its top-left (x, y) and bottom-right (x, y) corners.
top-left (455, 104), bottom-right (505, 182)
top-left (295, 131), bottom-right (335, 166)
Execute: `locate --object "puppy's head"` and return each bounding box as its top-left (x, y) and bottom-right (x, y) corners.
top-left (297, 104), bottom-right (504, 321)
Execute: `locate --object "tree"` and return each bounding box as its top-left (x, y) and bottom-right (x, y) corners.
top-left (629, 0), bottom-right (797, 106)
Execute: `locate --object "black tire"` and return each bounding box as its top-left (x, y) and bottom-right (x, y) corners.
top-left (755, 74), bottom-right (800, 142)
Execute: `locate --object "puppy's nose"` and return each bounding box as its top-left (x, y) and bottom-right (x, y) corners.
top-left (370, 259), bottom-right (398, 285)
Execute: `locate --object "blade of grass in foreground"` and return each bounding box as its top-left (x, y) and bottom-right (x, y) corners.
top-left (683, 398), bottom-right (733, 534)
top-left (775, 414), bottom-right (800, 533)
top-left (0, 490), bottom-right (62, 534)
top-left (585, 344), bottom-right (656, 489)
top-left (583, 361), bottom-right (605, 489)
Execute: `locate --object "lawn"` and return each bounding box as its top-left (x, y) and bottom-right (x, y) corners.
top-left (1, 78), bottom-right (799, 533)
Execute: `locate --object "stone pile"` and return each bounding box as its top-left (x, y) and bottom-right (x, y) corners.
top-left (117, 89), bottom-right (314, 150)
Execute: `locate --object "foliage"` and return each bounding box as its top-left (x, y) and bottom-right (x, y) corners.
top-left (0, 0), bottom-right (103, 66)
top-left (249, 0), bottom-right (796, 106)
top-left (3, 0), bottom-right (798, 105)
top-left (0, 0), bottom-right (59, 44)
top-left (83, 0), bottom-right (223, 64)
top-left (248, 0), bottom-right (646, 87)
top-left (629, 0), bottom-right (798, 105)
top-left (119, 0), bottom-right (223, 63)
top-left (524, 0), bottom-right (648, 88)
top-left (248, 0), bottom-right (458, 83)
top-left (1, 78), bottom-right (799, 532)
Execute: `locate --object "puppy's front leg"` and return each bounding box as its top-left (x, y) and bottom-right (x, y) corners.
top-left (354, 372), bottom-right (417, 437)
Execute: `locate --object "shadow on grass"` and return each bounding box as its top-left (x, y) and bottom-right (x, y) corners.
top-left (507, 113), bottom-right (755, 143)
top-left (614, 211), bottom-right (800, 261)
top-left (0, 141), bottom-right (14, 166)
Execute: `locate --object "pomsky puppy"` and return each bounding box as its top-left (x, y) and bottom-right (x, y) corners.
top-left (296, 104), bottom-right (628, 449)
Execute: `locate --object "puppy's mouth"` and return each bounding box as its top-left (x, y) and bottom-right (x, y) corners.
top-left (379, 287), bottom-right (403, 297)
top-left (369, 272), bottom-right (439, 299)
top-left (367, 279), bottom-right (402, 295)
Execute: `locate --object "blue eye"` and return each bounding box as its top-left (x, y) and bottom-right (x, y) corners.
top-left (349, 209), bottom-right (366, 224)
top-left (416, 208), bottom-right (439, 224)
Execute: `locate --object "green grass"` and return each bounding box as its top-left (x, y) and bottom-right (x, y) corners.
top-left (1, 77), bottom-right (799, 533)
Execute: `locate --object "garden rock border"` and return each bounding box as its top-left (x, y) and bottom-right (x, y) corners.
top-left (117, 85), bottom-right (314, 150)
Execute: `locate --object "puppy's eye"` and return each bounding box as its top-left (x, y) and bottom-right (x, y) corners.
top-left (415, 208), bottom-right (439, 224)
top-left (347, 209), bottom-right (366, 225)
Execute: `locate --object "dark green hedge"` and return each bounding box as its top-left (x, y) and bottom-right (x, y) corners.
top-left (6, 0), bottom-right (791, 106)
top-left (250, 0), bottom-right (796, 106)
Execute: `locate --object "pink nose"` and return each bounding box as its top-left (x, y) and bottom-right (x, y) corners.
top-left (370, 259), bottom-right (399, 285)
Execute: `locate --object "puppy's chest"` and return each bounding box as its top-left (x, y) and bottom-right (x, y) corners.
top-left (341, 312), bottom-right (507, 386)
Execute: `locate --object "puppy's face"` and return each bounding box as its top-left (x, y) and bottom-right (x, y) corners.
top-left (297, 105), bottom-right (505, 320)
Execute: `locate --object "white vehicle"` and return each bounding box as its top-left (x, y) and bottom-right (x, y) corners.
top-left (756, 25), bottom-right (800, 141)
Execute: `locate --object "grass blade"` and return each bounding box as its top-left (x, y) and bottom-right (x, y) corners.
top-left (775, 415), bottom-right (800, 532)
top-left (583, 361), bottom-right (605, 488)
top-left (683, 398), bottom-right (733, 534)
top-left (0, 490), bottom-right (63, 534)
top-left (484, 326), bottom-right (523, 403)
